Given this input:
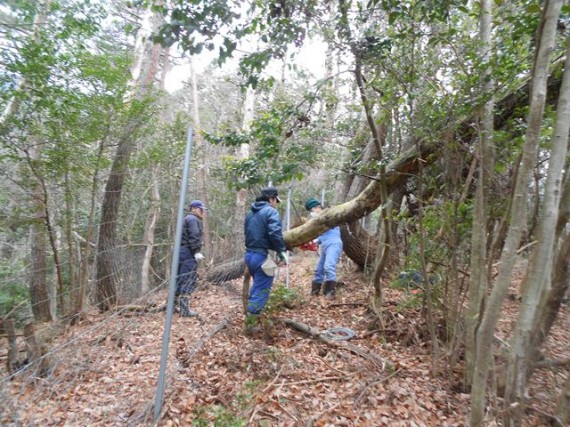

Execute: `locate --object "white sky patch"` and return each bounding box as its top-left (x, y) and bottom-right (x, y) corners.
top-left (164, 37), bottom-right (328, 93)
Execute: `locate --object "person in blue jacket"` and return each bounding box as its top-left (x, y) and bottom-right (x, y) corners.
top-left (305, 198), bottom-right (343, 299)
top-left (176, 200), bottom-right (206, 317)
top-left (244, 187), bottom-right (288, 332)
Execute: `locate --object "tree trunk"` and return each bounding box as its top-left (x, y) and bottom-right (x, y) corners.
top-left (530, 164), bottom-right (570, 358)
top-left (63, 171), bottom-right (76, 315)
top-left (205, 259), bottom-right (246, 284)
top-left (465, 0), bottom-right (494, 390)
top-left (470, 1), bottom-right (563, 425)
top-left (189, 57), bottom-right (211, 254)
top-left (235, 86), bottom-right (255, 243)
top-left (29, 145), bottom-right (51, 323)
top-left (505, 28), bottom-right (569, 425)
top-left (141, 167), bottom-right (161, 296)
top-left (1, 0), bottom-right (53, 323)
top-left (73, 138), bottom-right (105, 316)
top-left (95, 133), bottom-right (134, 311)
top-left (95, 7), bottom-right (164, 311)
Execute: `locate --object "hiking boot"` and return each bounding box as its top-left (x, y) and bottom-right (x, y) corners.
top-left (311, 280), bottom-right (322, 296)
top-left (179, 297), bottom-right (198, 317)
top-left (324, 281), bottom-right (336, 300)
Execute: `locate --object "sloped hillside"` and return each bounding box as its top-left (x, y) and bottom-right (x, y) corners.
top-left (1, 253), bottom-right (568, 426)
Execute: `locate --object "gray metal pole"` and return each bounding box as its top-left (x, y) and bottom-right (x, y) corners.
top-left (154, 127), bottom-right (194, 422)
top-left (285, 186), bottom-right (292, 288)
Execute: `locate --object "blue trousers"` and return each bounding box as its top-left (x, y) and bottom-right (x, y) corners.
top-left (245, 250), bottom-right (275, 315)
top-left (176, 247), bottom-right (197, 296)
top-left (313, 242), bottom-right (342, 283)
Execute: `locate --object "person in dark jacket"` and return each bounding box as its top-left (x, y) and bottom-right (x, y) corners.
top-left (244, 187), bottom-right (288, 332)
top-left (305, 198), bottom-right (343, 299)
top-left (176, 200), bottom-right (206, 317)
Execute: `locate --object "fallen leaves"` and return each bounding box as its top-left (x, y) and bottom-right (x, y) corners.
top-left (0, 255), bottom-right (567, 426)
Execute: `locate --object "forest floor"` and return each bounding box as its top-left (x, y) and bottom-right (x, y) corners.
top-left (1, 252), bottom-right (568, 427)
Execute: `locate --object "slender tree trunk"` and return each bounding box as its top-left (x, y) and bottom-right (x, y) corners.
top-left (530, 162), bottom-right (570, 360)
top-left (64, 171), bottom-right (76, 315)
top-left (465, 0), bottom-right (494, 390)
top-left (189, 57), bottom-right (211, 253)
top-left (74, 138), bottom-right (104, 316)
top-left (141, 167), bottom-right (161, 296)
top-left (371, 166), bottom-right (392, 321)
top-left (234, 86), bottom-right (255, 257)
top-left (140, 47), bottom-right (170, 296)
top-left (470, 1), bottom-right (563, 425)
top-left (504, 33), bottom-right (570, 425)
top-left (28, 145), bottom-right (51, 322)
top-left (27, 145), bottom-right (66, 320)
top-left (322, 39), bottom-right (342, 204)
top-left (1, 0), bottom-right (53, 322)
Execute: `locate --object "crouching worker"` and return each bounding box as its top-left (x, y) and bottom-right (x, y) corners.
top-left (176, 200), bottom-right (207, 317)
top-left (244, 187), bottom-right (288, 334)
top-left (304, 198), bottom-right (343, 299)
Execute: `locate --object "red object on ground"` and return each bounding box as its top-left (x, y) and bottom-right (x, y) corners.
top-left (299, 241), bottom-right (318, 252)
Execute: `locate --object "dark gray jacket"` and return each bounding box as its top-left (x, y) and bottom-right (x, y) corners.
top-left (181, 213), bottom-right (203, 254)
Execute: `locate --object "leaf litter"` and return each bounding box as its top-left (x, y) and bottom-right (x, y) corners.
top-left (0, 253), bottom-right (568, 426)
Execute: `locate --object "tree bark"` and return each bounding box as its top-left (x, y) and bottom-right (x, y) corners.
top-left (235, 86), bottom-right (255, 246)
top-left (95, 6), bottom-right (164, 311)
top-left (141, 167), bottom-right (161, 296)
top-left (205, 259), bottom-right (246, 284)
top-left (189, 57), bottom-right (211, 254)
top-left (465, 0), bottom-right (494, 390)
top-left (469, 1), bottom-right (564, 425)
top-left (28, 145), bottom-right (51, 323)
top-left (505, 29), bottom-right (570, 425)
top-left (5, 319), bottom-right (19, 373)
top-left (95, 131), bottom-right (135, 311)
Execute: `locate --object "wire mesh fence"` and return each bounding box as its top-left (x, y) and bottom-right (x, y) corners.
top-left (0, 173), bottom-right (331, 426)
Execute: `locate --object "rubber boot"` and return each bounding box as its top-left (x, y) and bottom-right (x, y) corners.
top-left (179, 297), bottom-right (198, 317)
top-left (311, 280), bottom-right (322, 296)
top-left (324, 281), bottom-right (336, 300)
top-left (244, 313), bottom-right (261, 335)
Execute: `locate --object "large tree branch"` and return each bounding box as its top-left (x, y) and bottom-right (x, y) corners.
top-left (284, 61), bottom-right (564, 250)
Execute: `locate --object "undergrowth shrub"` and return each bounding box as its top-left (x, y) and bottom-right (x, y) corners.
top-left (265, 283), bottom-right (304, 314)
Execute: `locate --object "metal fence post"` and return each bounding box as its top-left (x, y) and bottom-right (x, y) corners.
top-left (153, 127), bottom-right (194, 422)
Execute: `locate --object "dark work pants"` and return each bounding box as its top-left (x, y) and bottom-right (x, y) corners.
top-left (176, 247), bottom-right (197, 296)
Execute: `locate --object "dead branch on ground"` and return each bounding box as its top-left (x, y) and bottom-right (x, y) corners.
top-left (284, 319), bottom-right (394, 371)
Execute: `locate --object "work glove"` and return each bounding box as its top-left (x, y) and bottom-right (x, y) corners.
top-left (277, 251), bottom-right (288, 265)
top-left (194, 252), bottom-right (205, 261)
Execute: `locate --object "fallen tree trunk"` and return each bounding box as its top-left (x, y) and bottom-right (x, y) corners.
top-left (206, 63), bottom-right (564, 279)
top-left (205, 259), bottom-right (246, 284)
top-left (286, 60), bottom-right (564, 250)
